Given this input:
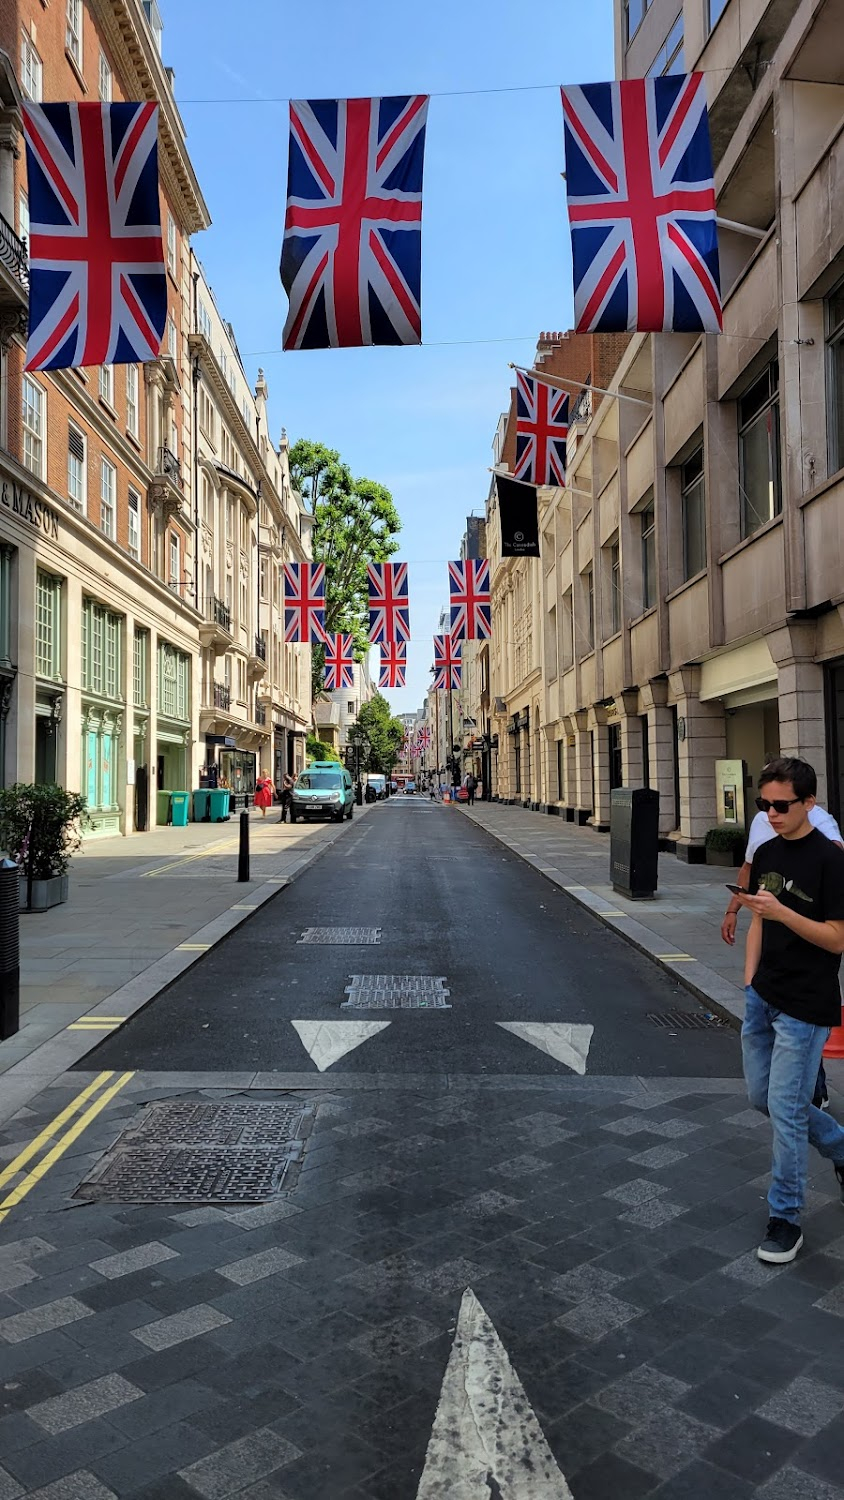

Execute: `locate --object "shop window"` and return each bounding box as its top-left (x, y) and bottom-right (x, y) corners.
top-left (681, 446), bottom-right (706, 580)
top-left (608, 723), bottom-right (623, 790)
top-left (100, 457), bottom-right (116, 539)
top-left (739, 362), bottom-right (781, 538)
top-left (82, 598), bottom-right (122, 699)
top-left (66, 0), bottom-right (82, 67)
top-left (826, 280), bottom-right (844, 474)
top-left (128, 488), bottom-right (141, 559)
top-left (98, 50), bottom-right (112, 101)
top-left (36, 572), bottom-right (61, 681)
top-left (67, 423), bottom-right (86, 513)
top-left (22, 376), bottom-right (45, 478)
top-left (640, 495), bottom-right (656, 609)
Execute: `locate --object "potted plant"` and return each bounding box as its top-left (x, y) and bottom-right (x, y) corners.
top-left (704, 825), bottom-right (746, 868)
top-left (0, 783), bottom-right (87, 912)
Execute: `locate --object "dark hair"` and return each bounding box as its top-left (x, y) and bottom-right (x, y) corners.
top-left (758, 757), bottom-right (817, 801)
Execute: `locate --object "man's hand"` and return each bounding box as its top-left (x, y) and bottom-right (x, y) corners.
top-left (737, 891), bottom-right (788, 923)
top-left (721, 911), bottom-right (738, 946)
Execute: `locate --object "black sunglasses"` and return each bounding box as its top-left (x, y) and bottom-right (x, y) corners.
top-left (756, 796), bottom-right (803, 815)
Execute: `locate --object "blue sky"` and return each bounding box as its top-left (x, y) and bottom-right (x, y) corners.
top-left (163, 0), bottom-right (614, 712)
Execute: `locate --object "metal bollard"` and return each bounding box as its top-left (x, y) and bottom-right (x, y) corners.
top-left (237, 811), bottom-right (250, 883)
top-left (0, 859), bottom-right (20, 1040)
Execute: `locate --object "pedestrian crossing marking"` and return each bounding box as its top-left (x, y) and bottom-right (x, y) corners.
top-left (497, 1022), bottom-right (594, 1075)
top-left (291, 1019), bottom-right (391, 1072)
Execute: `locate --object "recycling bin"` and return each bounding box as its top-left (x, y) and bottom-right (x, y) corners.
top-left (157, 789), bottom-right (172, 826)
top-left (193, 789), bottom-right (211, 823)
top-left (170, 791), bottom-right (190, 828)
top-left (209, 788), bottom-right (231, 822)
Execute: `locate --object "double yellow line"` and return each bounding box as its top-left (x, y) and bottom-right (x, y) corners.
top-left (0, 1070), bottom-right (134, 1224)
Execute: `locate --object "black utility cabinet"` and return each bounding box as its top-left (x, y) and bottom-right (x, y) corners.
top-left (610, 787), bottom-right (659, 899)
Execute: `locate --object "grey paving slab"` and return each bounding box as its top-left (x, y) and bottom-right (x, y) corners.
top-left (27, 1373), bottom-right (143, 1434)
top-left (177, 1429), bottom-right (302, 1498)
top-left (130, 1305), bottom-right (231, 1352)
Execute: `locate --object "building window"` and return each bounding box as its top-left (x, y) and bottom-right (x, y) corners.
top-left (198, 299), bottom-right (212, 340)
top-left (608, 537), bottom-right (621, 636)
top-left (739, 361), bottom-right (781, 538)
top-left (259, 555), bottom-right (268, 599)
top-left (125, 365), bottom-right (138, 437)
top-left (128, 487), bottom-right (140, 559)
top-left (142, 0), bottom-right (163, 54)
top-left (67, 423), bottom-right (86, 512)
top-left (640, 497), bottom-right (656, 609)
top-left (35, 572), bottom-right (61, 680)
top-left (623, 0), bottom-right (651, 43)
top-left (18, 191), bottom-right (28, 245)
top-left (66, 0), bottom-right (82, 66)
top-left (680, 447), bottom-right (706, 579)
top-left (82, 598), bottom-right (122, 698)
top-left (22, 376), bottom-right (45, 478)
top-left (133, 629), bottom-right (148, 708)
top-left (708, 0), bottom-right (730, 30)
top-left (167, 316), bottom-right (177, 359)
top-left (169, 532), bottom-right (180, 590)
top-left (166, 215), bottom-right (177, 277)
top-left (98, 50), bottom-right (112, 101)
top-left (158, 641), bottom-right (189, 720)
top-left (99, 364), bottom-right (113, 406)
top-left (647, 13), bottom-right (684, 75)
top-left (560, 587), bottom-right (573, 669)
top-left (240, 578), bottom-right (247, 623)
top-left (100, 457), bottom-right (116, 539)
top-left (826, 280), bottom-right (844, 474)
top-left (582, 566), bottom-right (594, 651)
top-left (21, 33), bottom-right (42, 100)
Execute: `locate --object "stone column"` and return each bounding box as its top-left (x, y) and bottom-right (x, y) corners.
top-left (13, 541), bottom-right (36, 783)
top-left (147, 628), bottom-right (159, 827)
top-left (616, 690), bottom-right (644, 787)
top-left (63, 574), bottom-right (83, 797)
top-left (641, 678), bottom-right (676, 837)
top-left (568, 711), bottom-right (592, 823)
top-left (587, 705), bottom-right (611, 831)
top-left (669, 666), bottom-right (726, 856)
top-left (767, 623), bottom-right (827, 803)
top-left (119, 609), bottom-right (135, 836)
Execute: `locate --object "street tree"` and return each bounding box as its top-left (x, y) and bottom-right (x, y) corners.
top-left (354, 693), bottom-right (405, 777)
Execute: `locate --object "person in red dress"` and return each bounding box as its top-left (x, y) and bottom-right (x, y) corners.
top-left (254, 775), bottom-right (274, 817)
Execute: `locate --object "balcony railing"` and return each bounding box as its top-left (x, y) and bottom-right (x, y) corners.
top-left (0, 216), bottom-right (28, 290)
top-left (254, 635), bottom-right (266, 662)
top-left (255, 702), bottom-right (267, 726)
top-left (157, 446), bottom-right (182, 487)
top-left (213, 682), bottom-right (231, 710)
top-left (205, 595), bottom-right (231, 631)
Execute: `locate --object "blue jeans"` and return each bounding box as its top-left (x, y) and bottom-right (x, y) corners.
top-left (742, 985), bottom-right (844, 1223)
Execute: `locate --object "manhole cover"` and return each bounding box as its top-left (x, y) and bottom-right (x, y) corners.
top-left (299, 927), bottom-right (381, 944)
top-left (74, 1099), bottom-right (313, 1205)
top-left (342, 975), bottom-right (451, 1010)
top-left (647, 1009), bottom-right (727, 1030)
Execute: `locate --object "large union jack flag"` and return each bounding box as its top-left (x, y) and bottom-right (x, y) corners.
top-left (419, 726), bottom-right (431, 748)
top-left (283, 563), bottom-right (328, 645)
top-left (324, 633), bottom-right (355, 691)
top-left (281, 95), bottom-right (428, 350)
top-left (368, 562), bottom-right (410, 644)
top-left (433, 634), bottom-right (461, 692)
top-left (378, 641), bottom-right (406, 689)
top-left (448, 559), bottom-right (491, 642)
top-left (515, 373), bottom-right (569, 486)
top-left (561, 75), bottom-right (721, 334)
top-left (22, 102), bottom-right (167, 371)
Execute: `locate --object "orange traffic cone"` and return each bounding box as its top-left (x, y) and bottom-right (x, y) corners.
top-left (824, 1010), bottom-right (844, 1059)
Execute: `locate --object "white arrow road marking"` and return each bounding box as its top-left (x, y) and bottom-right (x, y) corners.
top-left (496, 1021), bottom-right (594, 1075)
top-left (416, 1287), bottom-right (573, 1498)
top-left (290, 1020), bottom-right (390, 1072)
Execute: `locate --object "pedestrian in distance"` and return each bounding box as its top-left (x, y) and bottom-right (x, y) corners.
top-left (278, 771), bottom-right (295, 824)
top-left (735, 757), bottom-right (844, 1264)
top-left (254, 774), bottom-right (274, 818)
top-left (465, 772), bottom-right (477, 806)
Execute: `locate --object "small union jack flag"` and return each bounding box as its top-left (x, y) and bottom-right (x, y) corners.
top-left (433, 634), bottom-right (461, 691)
top-left (283, 563), bottom-right (328, 644)
top-left (378, 641), bottom-right (406, 689)
top-left (324, 633), bottom-right (355, 691)
top-left (420, 726), bottom-right (431, 748)
top-left (515, 373), bottom-right (569, 487)
top-left (368, 562), bottom-right (410, 644)
top-left (22, 102), bottom-right (167, 371)
top-left (281, 95), bottom-right (428, 350)
top-left (561, 75), bottom-right (721, 333)
top-left (448, 559), bottom-right (491, 642)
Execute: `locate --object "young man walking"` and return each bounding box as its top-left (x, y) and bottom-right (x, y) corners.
top-left (737, 757), bottom-right (844, 1263)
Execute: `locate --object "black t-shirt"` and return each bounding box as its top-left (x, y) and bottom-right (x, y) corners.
top-left (750, 828), bottom-right (844, 1026)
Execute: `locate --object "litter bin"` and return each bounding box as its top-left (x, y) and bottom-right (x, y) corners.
top-left (193, 789), bottom-right (211, 823)
top-left (209, 788), bottom-right (231, 822)
top-left (610, 787), bottom-right (659, 899)
top-left (231, 791), bottom-right (248, 814)
top-left (157, 789), bottom-right (172, 826)
top-left (170, 791), bottom-right (190, 828)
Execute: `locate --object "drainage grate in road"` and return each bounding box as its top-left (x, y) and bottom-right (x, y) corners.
top-left (299, 927), bottom-right (381, 944)
top-left (647, 1009), bottom-right (727, 1031)
top-left (74, 1099), bottom-right (313, 1204)
top-left (342, 974), bottom-right (451, 1010)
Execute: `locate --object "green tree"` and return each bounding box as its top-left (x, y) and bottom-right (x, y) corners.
top-left (289, 439), bottom-right (402, 699)
top-left (354, 694), bottom-right (405, 776)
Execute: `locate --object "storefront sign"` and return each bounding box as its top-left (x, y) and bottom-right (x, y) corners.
top-left (0, 478), bottom-right (60, 538)
top-left (715, 758), bottom-right (747, 828)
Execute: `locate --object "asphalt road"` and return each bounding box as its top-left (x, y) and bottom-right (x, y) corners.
top-left (84, 797), bottom-right (741, 1080)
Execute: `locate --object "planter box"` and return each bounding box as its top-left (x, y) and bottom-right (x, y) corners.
top-left (705, 848), bottom-right (741, 868)
top-left (19, 875), bottom-right (69, 911)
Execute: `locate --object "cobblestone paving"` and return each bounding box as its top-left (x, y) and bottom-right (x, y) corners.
top-left (0, 1074), bottom-right (843, 1497)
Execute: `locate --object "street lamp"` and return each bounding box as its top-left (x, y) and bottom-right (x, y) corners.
top-left (348, 724), bottom-right (370, 802)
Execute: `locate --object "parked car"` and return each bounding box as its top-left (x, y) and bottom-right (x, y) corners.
top-left (365, 774), bottom-right (387, 801)
top-left (290, 765), bottom-right (355, 823)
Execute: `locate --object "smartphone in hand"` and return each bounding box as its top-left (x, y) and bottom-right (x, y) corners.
top-left (725, 883), bottom-right (748, 895)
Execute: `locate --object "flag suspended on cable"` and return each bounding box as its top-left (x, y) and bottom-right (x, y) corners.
top-left (561, 75), bottom-right (721, 334)
top-left (22, 102), bottom-right (167, 371)
top-left (283, 562), bottom-right (328, 644)
top-left (515, 373), bottom-right (569, 487)
top-left (448, 559), bottom-right (491, 641)
top-left (379, 641), bottom-right (407, 689)
top-left (420, 726), bottom-right (431, 748)
top-left (368, 562), bottom-right (410, 644)
top-left (433, 634), bottom-right (461, 691)
top-left (324, 633), bottom-right (355, 690)
top-left (281, 95), bottom-right (428, 350)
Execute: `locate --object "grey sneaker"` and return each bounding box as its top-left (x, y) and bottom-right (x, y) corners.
top-left (758, 1217), bottom-right (803, 1264)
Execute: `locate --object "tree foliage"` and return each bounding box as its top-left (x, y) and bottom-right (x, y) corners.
top-left (353, 693), bottom-right (405, 775)
top-left (288, 439), bottom-right (402, 699)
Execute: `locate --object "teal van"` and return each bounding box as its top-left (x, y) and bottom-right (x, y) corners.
top-left (290, 764), bottom-right (355, 823)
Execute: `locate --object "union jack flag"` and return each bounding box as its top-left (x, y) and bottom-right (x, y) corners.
top-left (420, 726), bottom-right (431, 748)
top-left (515, 373), bottom-right (569, 486)
top-left (281, 95), bottom-right (428, 350)
top-left (324, 633), bottom-right (355, 691)
top-left (448, 559), bottom-right (491, 641)
top-left (283, 563), bottom-right (328, 645)
top-left (433, 634), bottom-right (461, 691)
top-left (367, 562), bottom-right (410, 644)
top-left (561, 75), bottom-right (721, 334)
top-left (22, 102), bottom-right (167, 371)
top-left (378, 641), bottom-right (406, 689)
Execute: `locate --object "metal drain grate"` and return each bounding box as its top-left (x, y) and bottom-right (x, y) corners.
top-left (342, 974), bottom-right (451, 1010)
top-left (647, 1009), bottom-right (727, 1031)
top-left (299, 927), bottom-right (381, 944)
top-left (74, 1099), bottom-right (312, 1205)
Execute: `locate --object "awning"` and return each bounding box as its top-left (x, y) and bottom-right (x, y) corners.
top-left (699, 640), bottom-right (776, 703)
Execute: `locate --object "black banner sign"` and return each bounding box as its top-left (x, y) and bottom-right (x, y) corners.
top-left (496, 474), bottom-right (539, 558)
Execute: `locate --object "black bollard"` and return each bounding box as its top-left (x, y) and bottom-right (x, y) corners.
top-left (0, 859), bottom-right (20, 1039)
top-left (237, 811), bottom-right (250, 883)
